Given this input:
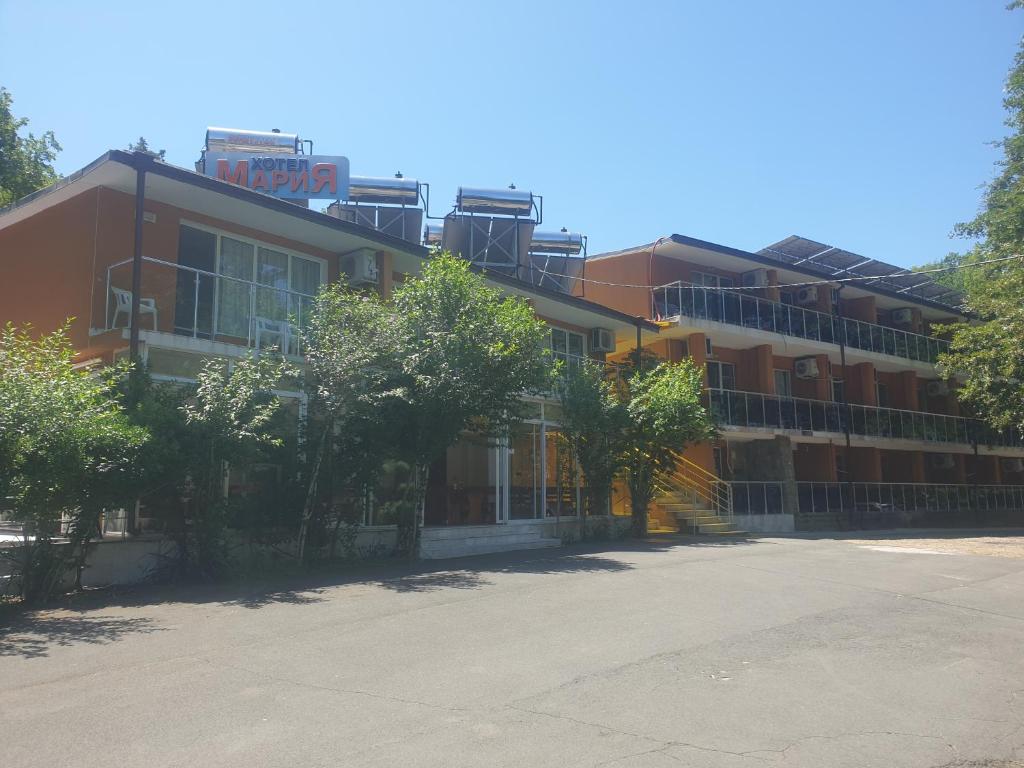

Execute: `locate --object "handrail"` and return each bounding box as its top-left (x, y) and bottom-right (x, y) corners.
top-left (651, 280), bottom-right (949, 365)
top-left (706, 388), bottom-right (1024, 449)
top-left (648, 448), bottom-right (733, 522)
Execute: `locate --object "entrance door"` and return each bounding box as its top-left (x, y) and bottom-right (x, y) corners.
top-left (175, 225), bottom-right (216, 338)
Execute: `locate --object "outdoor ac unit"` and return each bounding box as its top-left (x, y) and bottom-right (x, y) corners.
top-left (930, 454), bottom-right (955, 469)
top-left (926, 381), bottom-right (950, 397)
top-left (796, 286), bottom-right (818, 305)
top-left (892, 307), bottom-right (913, 324)
top-left (741, 268), bottom-right (768, 288)
top-left (795, 357), bottom-right (820, 379)
top-left (341, 249), bottom-right (379, 286)
top-left (591, 327), bottom-right (615, 353)
top-left (1002, 458), bottom-right (1024, 473)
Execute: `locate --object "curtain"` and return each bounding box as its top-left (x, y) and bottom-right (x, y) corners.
top-left (217, 237), bottom-right (254, 339)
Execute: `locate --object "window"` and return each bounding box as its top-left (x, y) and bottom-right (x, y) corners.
top-left (875, 377), bottom-right (889, 408)
top-left (707, 361), bottom-right (736, 391)
top-left (550, 328), bottom-right (586, 370)
top-left (832, 378), bottom-right (845, 403)
top-left (693, 271), bottom-right (735, 289)
top-left (713, 446), bottom-right (726, 479)
top-left (835, 453), bottom-right (848, 481)
top-left (774, 369), bottom-right (792, 398)
top-left (780, 290), bottom-right (795, 306)
top-left (176, 224), bottom-right (327, 350)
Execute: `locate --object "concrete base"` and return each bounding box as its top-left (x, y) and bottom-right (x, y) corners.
top-left (420, 523), bottom-right (560, 560)
top-left (733, 513), bottom-right (795, 533)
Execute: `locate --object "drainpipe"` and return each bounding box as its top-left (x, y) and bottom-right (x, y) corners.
top-left (128, 163), bottom-right (147, 366)
top-left (635, 319), bottom-right (643, 373)
top-left (834, 285), bottom-right (855, 528)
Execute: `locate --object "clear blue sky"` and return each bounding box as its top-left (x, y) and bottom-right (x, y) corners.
top-left (2, 1), bottom-right (1020, 267)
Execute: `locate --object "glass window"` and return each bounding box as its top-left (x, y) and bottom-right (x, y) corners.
top-left (707, 361), bottom-right (736, 391)
top-left (550, 327), bottom-right (586, 368)
top-left (832, 378), bottom-right (845, 403)
top-left (774, 369), bottom-right (792, 397)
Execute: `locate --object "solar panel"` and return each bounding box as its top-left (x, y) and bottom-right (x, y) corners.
top-left (759, 236), bottom-right (964, 311)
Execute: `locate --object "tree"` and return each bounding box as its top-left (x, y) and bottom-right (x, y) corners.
top-left (388, 252), bottom-right (552, 555)
top-left (0, 87), bottom-right (61, 207)
top-left (623, 360), bottom-right (715, 536)
top-left (0, 323), bottom-right (147, 603)
top-left (931, 25), bottom-right (1024, 434)
top-left (297, 285), bottom-right (403, 563)
top-left (557, 362), bottom-right (630, 522)
top-left (128, 136), bottom-right (165, 160)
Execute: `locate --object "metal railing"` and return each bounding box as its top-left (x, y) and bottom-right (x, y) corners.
top-left (706, 388), bottom-right (1024, 449)
top-left (104, 256), bottom-right (317, 356)
top-left (796, 481), bottom-right (1024, 519)
top-left (652, 281), bottom-right (949, 365)
top-left (652, 448), bottom-right (734, 522)
top-left (729, 481), bottom-right (786, 515)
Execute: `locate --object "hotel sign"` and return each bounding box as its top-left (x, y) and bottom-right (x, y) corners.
top-left (204, 152), bottom-right (350, 200)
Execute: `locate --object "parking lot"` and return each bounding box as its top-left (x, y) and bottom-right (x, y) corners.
top-left (2, 531), bottom-right (1024, 768)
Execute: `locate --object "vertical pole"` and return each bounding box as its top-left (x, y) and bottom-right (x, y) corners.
top-left (128, 167), bottom-right (146, 365)
top-left (834, 285), bottom-right (855, 529)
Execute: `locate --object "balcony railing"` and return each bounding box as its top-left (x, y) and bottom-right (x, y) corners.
top-left (103, 257), bottom-right (316, 356)
top-left (652, 281), bottom-right (949, 365)
top-left (796, 481), bottom-right (1024, 518)
top-left (728, 480), bottom-right (1024, 519)
top-left (707, 388), bottom-right (1024, 449)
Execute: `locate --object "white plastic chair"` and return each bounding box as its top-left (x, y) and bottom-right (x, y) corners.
top-left (254, 316), bottom-right (296, 355)
top-left (111, 286), bottom-right (158, 330)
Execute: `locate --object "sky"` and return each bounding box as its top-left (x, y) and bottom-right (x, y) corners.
top-left (1, 1), bottom-right (1021, 267)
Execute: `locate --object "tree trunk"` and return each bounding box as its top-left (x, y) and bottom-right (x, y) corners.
top-left (297, 421), bottom-right (332, 564)
top-left (628, 465), bottom-right (652, 538)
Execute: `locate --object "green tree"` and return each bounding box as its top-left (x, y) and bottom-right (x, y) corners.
top-left (0, 323), bottom-right (147, 603)
top-left (128, 136), bottom-right (165, 160)
top-left (298, 285), bottom-right (403, 563)
top-left (557, 362), bottom-right (630, 522)
top-left (0, 87), bottom-right (61, 207)
top-left (932, 26), bottom-right (1024, 434)
top-left (388, 252), bottom-right (552, 555)
top-left (623, 360), bottom-right (715, 536)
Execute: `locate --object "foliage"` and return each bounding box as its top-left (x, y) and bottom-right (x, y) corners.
top-left (0, 323), bottom-right (147, 603)
top-left (298, 283), bottom-right (404, 562)
top-left (127, 136), bottom-right (165, 160)
top-left (129, 354), bottom-right (294, 581)
top-left (387, 252), bottom-right (552, 554)
top-left (557, 362), bottom-right (630, 520)
top-left (623, 360), bottom-right (715, 535)
top-left (929, 28), bottom-right (1024, 434)
top-left (558, 357), bottom-right (714, 536)
top-left (0, 87), bottom-right (61, 208)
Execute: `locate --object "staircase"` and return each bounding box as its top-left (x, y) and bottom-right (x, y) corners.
top-left (651, 450), bottom-right (744, 536)
top-left (419, 524), bottom-right (561, 560)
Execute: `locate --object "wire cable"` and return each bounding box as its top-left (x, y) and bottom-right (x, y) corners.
top-left (533, 253), bottom-right (1022, 292)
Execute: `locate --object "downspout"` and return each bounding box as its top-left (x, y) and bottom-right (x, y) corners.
top-left (834, 285), bottom-right (855, 528)
top-left (127, 159), bottom-right (146, 536)
top-left (128, 161), bottom-right (147, 366)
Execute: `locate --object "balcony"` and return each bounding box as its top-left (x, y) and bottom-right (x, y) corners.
top-left (729, 480), bottom-right (1024, 520)
top-left (652, 281), bottom-right (949, 365)
top-left (707, 388), bottom-right (1024, 449)
top-left (102, 257), bottom-right (316, 356)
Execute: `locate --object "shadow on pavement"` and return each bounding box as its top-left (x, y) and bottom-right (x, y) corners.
top-left (0, 614), bottom-right (164, 659)
top-left (0, 533), bottom-right (764, 658)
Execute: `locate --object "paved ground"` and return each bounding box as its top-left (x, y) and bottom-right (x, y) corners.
top-left (2, 531), bottom-right (1024, 768)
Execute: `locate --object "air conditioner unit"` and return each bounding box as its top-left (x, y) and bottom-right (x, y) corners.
top-left (341, 249), bottom-right (379, 286)
top-left (929, 454), bottom-right (955, 469)
top-left (796, 286), bottom-right (818, 305)
top-left (795, 357), bottom-right (820, 379)
top-left (741, 268), bottom-right (768, 288)
top-left (926, 381), bottom-right (950, 397)
top-left (892, 307), bottom-right (913, 324)
top-left (590, 327), bottom-right (615, 353)
top-left (1002, 458), bottom-right (1024, 473)
top-left (704, 337), bottom-right (714, 357)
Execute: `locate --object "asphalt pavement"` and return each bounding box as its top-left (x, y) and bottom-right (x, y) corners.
top-left (2, 531), bottom-right (1023, 768)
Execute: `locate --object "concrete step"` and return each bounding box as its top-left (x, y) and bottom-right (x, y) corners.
top-left (420, 537), bottom-right (560, 560)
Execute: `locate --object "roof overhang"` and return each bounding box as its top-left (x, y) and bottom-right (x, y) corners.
top-left (591, 234), bottom-right (967, 320)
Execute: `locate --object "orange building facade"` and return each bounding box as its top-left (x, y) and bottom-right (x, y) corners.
top-left (582, 235), bottom-right (1024, 532)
